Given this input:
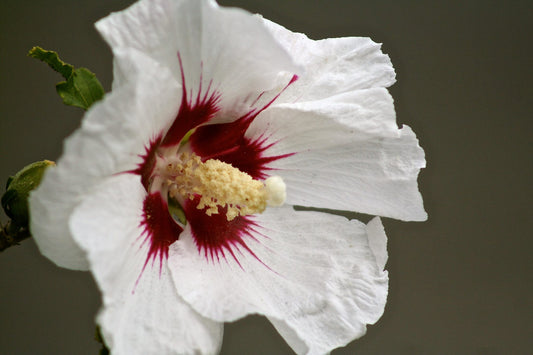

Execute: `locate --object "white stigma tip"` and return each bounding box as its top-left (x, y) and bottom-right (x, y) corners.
top-left (265, 176), bottom-right (286, 207)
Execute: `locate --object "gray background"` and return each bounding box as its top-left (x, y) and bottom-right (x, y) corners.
top-left (1, 0), bottom-right (532, 354)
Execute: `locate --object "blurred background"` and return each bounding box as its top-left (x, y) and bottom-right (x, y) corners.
top-left (1, 0), bottom-right (532, 354)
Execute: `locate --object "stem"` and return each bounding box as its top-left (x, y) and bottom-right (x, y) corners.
top-left (0, 220), bottom-right (31, 252)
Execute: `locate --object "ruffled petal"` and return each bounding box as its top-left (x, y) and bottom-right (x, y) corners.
top-left (96, 0), bottom-right (300, 120)
top-left (263, 19), bottom-right (395, 103)
top-left (247, 90), bottom-right (427, 221)
top-left (29, 49), bottom-right (180, 269)
top-left (70, 174), bottom-right (223, 355)
top-left (168, 207), bottom-right (388, 355)
top-left (267, 216), bottom-right (388, 355)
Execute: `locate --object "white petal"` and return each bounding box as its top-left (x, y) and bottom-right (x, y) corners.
top-left (169, 207), bottom-right (388, 355)
top-left (263, 19), bottom-right (396, 103)
top-left (366, 217), bottom-right (388, 270)
top-left (248, 92), bottom-right (427, 221)
top-left (96, 0), bottom-right (300, 120)
top-left (29, 49), bottom-right (180, 270)
top-left (267, 216), bottom-right (388, 355)
top-left (70, 174), bottom-right (223, 355)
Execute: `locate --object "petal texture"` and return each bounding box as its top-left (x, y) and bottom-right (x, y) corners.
top-left (249, 91), bottom-right (427, 221)
top-left (366, 217), bottom-right (388, 270)
top-left (29, 49), bottom-right (181, 269)
top-left (263, 19), bottom-right (396, 103)
top-left (268, 216), bottom-right (388, 355)
top-left (70, 174), bottom-right (223, 355)
top-left (96, 0), bottom-right (300, 120)
top-left (168, 207), bottom-right (388, 355)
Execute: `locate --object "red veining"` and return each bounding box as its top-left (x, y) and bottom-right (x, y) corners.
top-left (139, 192), bottom-right (183, 273)
top-left (129, 136), bottom-right (162, 191)
top-left (190, 118), bottom-right (294, 180)
top-left (161, 54), bottom-right (221, 147)
top-left (190, 74), bottom-right (299, 179)
top-left (184, 196), bottom-right (262, 266)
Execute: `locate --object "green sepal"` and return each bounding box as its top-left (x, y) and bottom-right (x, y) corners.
top-left (28, 46), bottom-right (105, 110)
top-left (5, 176), bottom-right (14, 190)
top-left (1, 160), bottom-right (55, 227)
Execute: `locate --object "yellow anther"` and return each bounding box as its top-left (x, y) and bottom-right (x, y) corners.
top-left (167, 153), bottom-right (275, 221)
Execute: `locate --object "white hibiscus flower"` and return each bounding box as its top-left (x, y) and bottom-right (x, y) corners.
top-left (29, 0), bottom-right (426, 354)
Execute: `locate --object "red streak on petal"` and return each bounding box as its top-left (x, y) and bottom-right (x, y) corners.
top-left (127, 136), bottom-right (162, 191)
top-left (185, 196), bottom-right (263, 265)
top-left (190, 118), bottom-right (293, 180)
top-left (189, 75), bottom-right (298, 179)
top-left (139, 192), bottom-right (183, 274)
top-left (161, 54), bottom-right (221, 147)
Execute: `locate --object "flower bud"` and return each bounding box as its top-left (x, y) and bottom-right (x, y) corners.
top-left (2, 160), bottom-right (55, 226)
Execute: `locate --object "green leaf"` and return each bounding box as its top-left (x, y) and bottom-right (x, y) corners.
top-left (28, 46), bottom-right (105, 110)
top-left (56, 68), bottom-right (105, 110)
top-left (28, 46), bottom-right (73, 79)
